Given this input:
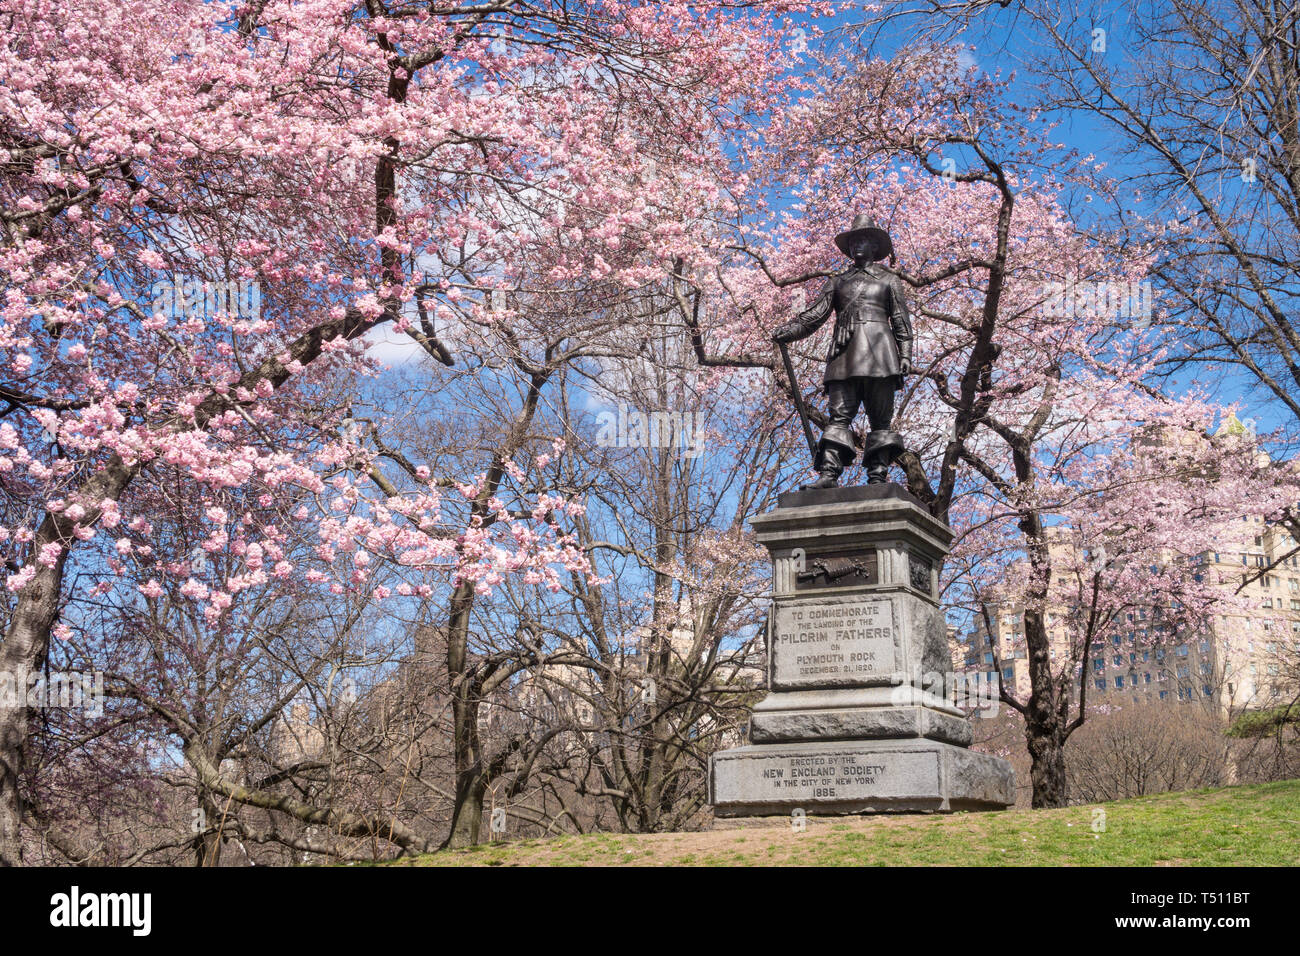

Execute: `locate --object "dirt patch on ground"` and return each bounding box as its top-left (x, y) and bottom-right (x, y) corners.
top-left (442, 808), bottom-right (1007, 866)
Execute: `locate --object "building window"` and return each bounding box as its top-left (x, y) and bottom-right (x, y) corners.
top-left (1093, 659), bottom-right (1104, 672)
top-left (1176, 645), bottom-right (1189, 657)
top-left (1159, 690), bottom-right (1168, 700)
top-left (1113, 655), bottom-right (1124, 666)
top-left (1094, 679), bottom-right (1106, 691)
top-left (1203, 685), bottom-right (1213, 696)
top-left (1144, 673), bottom-right (1151, 684)
top-left (1114, 677), bottom-right (1124, 689)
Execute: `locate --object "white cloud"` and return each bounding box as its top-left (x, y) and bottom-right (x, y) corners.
top-left (361, 325), bottom-right (425, 367)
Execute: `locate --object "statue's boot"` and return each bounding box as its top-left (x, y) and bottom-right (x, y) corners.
top-left (800, 439), bottom-right (849, 490)
top-left (863, 429), bottom-right (905, 485)
top-left (801, 471), bottom-right (839, 490)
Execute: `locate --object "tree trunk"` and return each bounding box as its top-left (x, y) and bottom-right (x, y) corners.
top-left (0, 457), bottom-right (134, 866)
top-left (0, 595), bottom-right (57, 867)
top-left (443, 583), bottom-right (484, 849)
top-left (1026, 725), bottom-right (1068, 808)
top-left (1019, 528), bottom-right (1071, 809)
top-left (445, 732), bottom-right (487, 849)
top-left (439, 373), bottom-right (547, 848)
top-left (194, 793), bottom-right (223, 867)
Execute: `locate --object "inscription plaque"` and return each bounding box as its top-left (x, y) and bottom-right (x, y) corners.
top-left (772, 595), bottom-right (898, 689)
top-left (713, 748), bottom-right (940, 804)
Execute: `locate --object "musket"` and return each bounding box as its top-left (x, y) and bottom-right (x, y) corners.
top-left (777, 339), bottom-right (818, 466)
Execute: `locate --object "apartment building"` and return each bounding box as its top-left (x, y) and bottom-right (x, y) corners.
top-left (956, 418), bottom-right (1300, 717)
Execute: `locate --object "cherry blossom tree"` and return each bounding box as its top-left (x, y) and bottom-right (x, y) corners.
top-left (0, 0), bottom-right (814, 862)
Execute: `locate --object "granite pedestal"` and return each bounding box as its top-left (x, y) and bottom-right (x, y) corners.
top-left (709, 485), bottom-right (1014, 816)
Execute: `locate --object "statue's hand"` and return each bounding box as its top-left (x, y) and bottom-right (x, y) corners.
top-left (772, 323), bottom-right (799, 343)
top-left (899, 358), bottom-right (913, 375)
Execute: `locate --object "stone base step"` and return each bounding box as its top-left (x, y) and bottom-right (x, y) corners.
top-left (751, 702), bottom-right (972, 746)
top-left (710, 738), bottom-right (1014, 816)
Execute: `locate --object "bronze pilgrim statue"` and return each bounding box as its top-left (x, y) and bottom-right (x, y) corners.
top-left (772, 214), bottom-right (913, 488)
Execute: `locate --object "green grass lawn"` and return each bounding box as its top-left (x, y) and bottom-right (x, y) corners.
top-left (387, 779), bottom-right (1300, 867)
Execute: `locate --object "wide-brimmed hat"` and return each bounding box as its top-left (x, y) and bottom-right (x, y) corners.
top-left (834, 214), bottom-right (893, 260)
